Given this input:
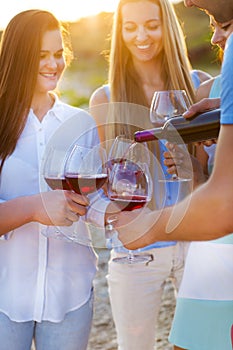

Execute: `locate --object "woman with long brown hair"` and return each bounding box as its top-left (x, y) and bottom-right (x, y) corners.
top-left (0, 9), bottom-right (105, 350)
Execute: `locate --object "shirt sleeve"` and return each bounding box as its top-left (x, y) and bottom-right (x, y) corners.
top-left (221, 34), bottom-right (233, 125)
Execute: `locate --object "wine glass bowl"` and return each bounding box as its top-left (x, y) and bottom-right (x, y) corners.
top-left (150, 90), bottom-right (191, 126)
top-left (43, 147), bottom-right (71, 191)
top-left (41, 146), bottom-right (72, 240)
top-left (108, 160), bottom-right (150, 212)
top-left (64, 144), bottom-right (108, 195)
top-left (106, 137), bottom-right (153, 264)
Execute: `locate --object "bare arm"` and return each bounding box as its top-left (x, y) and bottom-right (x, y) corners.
top-left (115, 124), bottom-right (233, 248)
top-left (0, 190), bottom-right (89, 236)
top-left (89, 86), bottom-right (109, 143)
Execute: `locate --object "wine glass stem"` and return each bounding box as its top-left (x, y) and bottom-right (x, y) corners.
top-left (127, 250), bottom-right (135, 262)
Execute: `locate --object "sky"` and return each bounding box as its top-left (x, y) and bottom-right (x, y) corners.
top-left (0, 0), bottom-right (181, 30)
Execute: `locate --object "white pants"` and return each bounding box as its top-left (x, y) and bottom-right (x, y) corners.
top-left (107, 242), bottom-right (189, 350)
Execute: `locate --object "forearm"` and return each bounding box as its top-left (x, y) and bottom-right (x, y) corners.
top-left (116, 166), bottom-right (233, 249)
top-left (0, 190), bottom-right (89, 236)
top-left (0, 196), bottom-right (35, 235)
top-left (116, 125), bottom-right (233, 248)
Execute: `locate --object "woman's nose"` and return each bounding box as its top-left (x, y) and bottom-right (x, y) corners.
top-left (136, 26), bottom-right (148, 41)
top-left (47, 56), bottom-right (57, 68)
top-left (211, 29), bottom-right (225, 46)
top-left (183, 0), bottom-right (194, 8)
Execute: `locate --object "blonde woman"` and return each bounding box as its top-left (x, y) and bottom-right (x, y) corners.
top-left (89, 0), bottom-right (211, 349)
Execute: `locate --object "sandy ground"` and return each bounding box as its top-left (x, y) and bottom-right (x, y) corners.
top-left (87, 248), bottom-right (176, 350)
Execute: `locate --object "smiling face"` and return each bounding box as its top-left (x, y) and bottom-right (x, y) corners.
top-left (121, 1), bottom-right (163, 64)
top-left (35, 29), bottom-right (65, 95)
top-left (184, 0), bottom-right (233, 23)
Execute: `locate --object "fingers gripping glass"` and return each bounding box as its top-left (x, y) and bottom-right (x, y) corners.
top-left (42, 144), bottom-right (107, 242)
top-left (150, 90), bottom-right (191, 182)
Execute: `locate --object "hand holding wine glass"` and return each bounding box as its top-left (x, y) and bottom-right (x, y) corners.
top-left (150, 90), bottom-right (192, 182)
top-left (41, 146), bottom-right (89, 240)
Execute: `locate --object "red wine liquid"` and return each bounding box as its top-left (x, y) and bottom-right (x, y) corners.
top-left (110, 194), bottom-right (148, 211)
top-left (44, 176), bottom-right (71, 190)
top-left (65, 173), bottom-right (108, 195)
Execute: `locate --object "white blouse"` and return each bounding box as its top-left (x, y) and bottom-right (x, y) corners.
top-left (0, 95), bottom-right (108, 322)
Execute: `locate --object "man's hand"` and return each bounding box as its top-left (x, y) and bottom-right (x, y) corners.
top-left (183, 97), bottom-right (220, 118)
top-left (114, 207), bottom-right (155, 250)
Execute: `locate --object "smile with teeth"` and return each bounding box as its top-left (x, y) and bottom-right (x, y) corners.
top-left (137, 44), bottom-right (150, 49)
top-left (40, 73), bottom-right (56, 77)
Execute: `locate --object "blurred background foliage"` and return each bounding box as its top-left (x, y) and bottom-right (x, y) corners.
top-left (0, 3), bottom-right (221, 108)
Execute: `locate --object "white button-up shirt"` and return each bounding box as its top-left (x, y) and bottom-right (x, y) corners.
top-left (0, 94), bottom-right (108, 322)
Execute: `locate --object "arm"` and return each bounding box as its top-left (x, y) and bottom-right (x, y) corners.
top-left (195, 77), bottom-right (215, 101)
top-left (194, 69), bottom-right (212, 86)
top-left (115, 124), bottom-right (233, 247)
top-left (0, 190), bottom-right (89, 236)
top-left (89, 86), bottom-right (109, 143)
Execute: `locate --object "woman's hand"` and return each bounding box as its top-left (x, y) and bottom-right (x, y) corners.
top-left (164, 142), bottom-right (207, 187)
top-left (33, 190), bottom-right (89, 226)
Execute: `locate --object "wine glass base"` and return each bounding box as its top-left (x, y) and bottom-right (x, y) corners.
top-left (112, 254), bottom-right (153, 265)
top-left (158, 178), bottom-right (191, 183)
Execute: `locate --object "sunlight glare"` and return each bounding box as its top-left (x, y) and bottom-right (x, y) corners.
top-left (0, 0), bottom-right (119, 29)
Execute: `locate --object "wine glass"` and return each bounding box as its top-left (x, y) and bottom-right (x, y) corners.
top-left (106, 137), bottom-right (153, 264)
top-left (150, 90), bottom-right (191, 182)
top-left (41, 146), bottom-right (72, 240)
top-left (64, 144), bottom-right (108, 195)
top-left (62, 143), bottom-right (108, 242)
top-left (150, 90), bottom-right (191, 126)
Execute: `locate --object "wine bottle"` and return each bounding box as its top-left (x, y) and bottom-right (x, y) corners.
top-left (134, 109), bottom-right (221, 144)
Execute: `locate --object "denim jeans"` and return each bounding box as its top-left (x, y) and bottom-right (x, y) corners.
top-left (0, 289), bottom-right (93, 350)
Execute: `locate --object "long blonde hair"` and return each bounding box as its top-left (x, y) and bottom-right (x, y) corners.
top-left (107, 0), bottom-right (196, 139)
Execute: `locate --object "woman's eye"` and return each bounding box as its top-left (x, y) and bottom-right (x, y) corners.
top-left (123, 25), bottom-right (136, 32)
top-left (147, 24), bottom-right (159, 30)
top-left (221, 24), bottom-right (231, 31)
top-left (54, 53), bottom-right (63, 59)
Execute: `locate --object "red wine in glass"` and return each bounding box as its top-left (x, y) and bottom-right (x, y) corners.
top-left (44, 176), bottom-right (71, 190)
top-left (109, 194), bottom-right (148, 211)
top-left (65, 173), bottom-right (108, 195)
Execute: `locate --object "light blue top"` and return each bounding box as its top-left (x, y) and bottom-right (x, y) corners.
top-left (203, 75), bottom-right (221, 174)
top-left (104, 69), bottom-right (201, 252)
top-left (221, 33), bottom-right (233, 124)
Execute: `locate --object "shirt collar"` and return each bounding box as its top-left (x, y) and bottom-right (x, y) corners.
top-left (48, 92), bottom-right (67, 123)
top-left (29, 92), bottom-right (68, 123)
